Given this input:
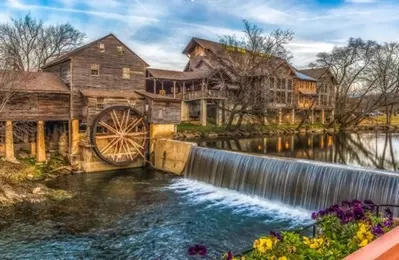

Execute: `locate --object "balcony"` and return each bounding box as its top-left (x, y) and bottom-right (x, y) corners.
top-left (182, 90), bottom-right (231, 101)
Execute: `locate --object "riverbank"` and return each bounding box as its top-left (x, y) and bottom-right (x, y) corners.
top-left (0, 152), bottom-right (73, 207)
top-left (174, 122), bottom-right (399, 140)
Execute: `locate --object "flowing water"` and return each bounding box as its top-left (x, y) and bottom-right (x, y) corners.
top-left (184, 146), bottom-right (399, 213)
top-left (0, 169), bottom-right (310, 259)
top-left (200, 132), bottom-right (399, 171)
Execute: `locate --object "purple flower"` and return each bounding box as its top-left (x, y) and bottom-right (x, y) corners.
top-left (353, 206), bottom-right (365, 220)
top-left (311, 212), bottom-right (318, 220)
top-left (351, 200), bottom-right (363, 207)
top-left (384, 208), bottom-right (393, 218)
top-left (226, 252), bottom-right (233, 260)
top-left (188, 244), bottom-right (207, 256)
top-left (372, 224), bottom-right (385, 237)
top-left (270, 231), bottom-right (283, 241)
top-left (384, 219), bottom-right (393, 228)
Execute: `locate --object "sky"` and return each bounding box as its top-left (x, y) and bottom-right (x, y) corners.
top-left (1, 0), bottom-right (398, 70)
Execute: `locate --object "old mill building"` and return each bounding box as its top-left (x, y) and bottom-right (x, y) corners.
top-left (0, 34), bottom-right (336, 172)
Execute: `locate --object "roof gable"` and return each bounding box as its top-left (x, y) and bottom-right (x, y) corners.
top-left (42, 33), bottom-right (149, 69)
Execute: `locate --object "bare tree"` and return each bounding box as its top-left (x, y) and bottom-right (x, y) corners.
top-left (0, 13), bottom-right (85, 72)
top-left (209, 20), bottom-right (294, 130)
top-left (367, 42), bottom-right (399, 125)
top-left (313, 38), bottom-right (382, 129)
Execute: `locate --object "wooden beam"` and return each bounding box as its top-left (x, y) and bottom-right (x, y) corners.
top-left (173, 81), bottom-right (176, 98)
top-left (153, 79), bottom-right (156, 94)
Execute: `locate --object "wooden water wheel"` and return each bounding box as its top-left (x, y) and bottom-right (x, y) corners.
top-left (90, 106), bottom-right (148, 166)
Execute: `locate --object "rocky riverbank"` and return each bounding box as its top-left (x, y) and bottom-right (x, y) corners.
top-left (0, 152), bottom-right (73, 207)
top-left (174, 127), bottom-right (338, 140)
top-left (174, 124), bottom-right (399, 141)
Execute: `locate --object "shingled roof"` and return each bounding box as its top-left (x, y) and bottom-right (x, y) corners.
top-left (42, 33), bottom-right (149, 69)
top-left (298, 68), bottom-right (329, 80)
top-left (0, 71), bottom-right (70, 94)
top-left (147, 68), bottom-right (212, 81)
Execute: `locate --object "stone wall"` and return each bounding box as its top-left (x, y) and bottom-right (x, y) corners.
top-left (151, 139), bottom-right (196, 175)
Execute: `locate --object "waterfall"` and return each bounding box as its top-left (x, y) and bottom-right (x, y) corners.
top-left (184, 147), bottom-right (399, 212)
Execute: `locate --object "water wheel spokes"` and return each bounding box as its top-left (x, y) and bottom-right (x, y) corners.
top-left (91, 106), bottom-right (148, 166)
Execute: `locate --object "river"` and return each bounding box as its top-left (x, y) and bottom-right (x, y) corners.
top-left (1, 132), bottom-right (397, 258)
top-left (0, 169), bottom-right (310, 259)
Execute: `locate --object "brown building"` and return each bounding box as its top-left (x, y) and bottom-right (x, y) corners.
top-left (146, 37), bottom-right (336, 126)
top-left (0, 34), bottom-right (181, 171)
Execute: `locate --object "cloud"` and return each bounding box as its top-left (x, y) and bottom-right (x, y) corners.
top-left (345, 0), bottom-right (377, 3)
top-left (2, 0), bottom-right (399, 70)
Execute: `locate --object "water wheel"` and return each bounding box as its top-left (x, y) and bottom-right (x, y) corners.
top-left (90, 106), bottom-right (148, 166)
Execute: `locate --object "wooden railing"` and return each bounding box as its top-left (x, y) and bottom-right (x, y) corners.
top-left (183, 90), bottom-right (230, 100)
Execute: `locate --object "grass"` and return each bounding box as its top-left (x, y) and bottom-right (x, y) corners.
top-left (360, 115), bottom-right (399, 126)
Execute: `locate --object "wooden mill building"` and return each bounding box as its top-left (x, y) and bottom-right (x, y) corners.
top-left (0, 34), bottom-right (181, 172)
top-left (146, 37), bottom-right (336, 126)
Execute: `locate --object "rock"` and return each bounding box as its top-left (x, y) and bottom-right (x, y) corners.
top-left (207, 133), bottom-right (219, 139)
top-left (18, 151), bottom-right (30, 159)
top-left (1, 185), bottom-right (22, 202)
top-left (299, 128), bottom-right (306, 134)
top-left (32, 187), bottom-right (42, 194)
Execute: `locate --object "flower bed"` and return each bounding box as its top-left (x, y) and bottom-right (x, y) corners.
top-left (224, 200), bottom-right (397, 260)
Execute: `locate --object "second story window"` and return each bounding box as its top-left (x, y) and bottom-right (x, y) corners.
top-left (91, 64), bottom-right (99, 76)
top-left (99, 43), bottom-right (105, 53)
top-left (123, 68), bottom-right (131, 79)
top-left (117, 46), bottom-right (124, 55)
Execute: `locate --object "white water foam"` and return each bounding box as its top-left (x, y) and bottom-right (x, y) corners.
top-left (167, 178), bottom-right (312, 226)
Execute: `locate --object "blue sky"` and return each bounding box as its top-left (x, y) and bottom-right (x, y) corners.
top-left (1, 0), bottom-right (398, 70)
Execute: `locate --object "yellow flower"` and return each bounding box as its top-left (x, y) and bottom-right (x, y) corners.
top-left (303, 237), bottom-right (324, 249)
top-left (359, 239), bottom-right (368, 247)
top-left (278, 257), bottom-right (288, 260)
top-left (253, 237), bottom-right (274, 253)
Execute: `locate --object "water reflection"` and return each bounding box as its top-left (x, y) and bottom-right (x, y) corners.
top-left (200, 132), bottom-right (399, 171)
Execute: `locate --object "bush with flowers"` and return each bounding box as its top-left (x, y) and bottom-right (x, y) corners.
top-left (223, 200), bottom-right (398, 260)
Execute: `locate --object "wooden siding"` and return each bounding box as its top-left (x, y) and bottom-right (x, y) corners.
top-left (85, 97), bottom-right (145, 125)
top-left (72, 35), bottom-right (146, 91)
top-left (0, 94), bottom-right (70, 121)
top-left (42, 60), bottom-right (72, 86)
top-left (148, 100), bottom-right (181, 124)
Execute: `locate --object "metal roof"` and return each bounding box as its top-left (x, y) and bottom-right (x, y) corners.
top-left (294, 71), bottom-right (317, 82)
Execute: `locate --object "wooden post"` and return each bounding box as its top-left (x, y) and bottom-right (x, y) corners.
top-left (36, 120), bottom-right (46, 163)
top-left (173, 81), bottom-right (176, 98)
top-left (153, 79), bottom-right (156, 94)
top-left (331, 109), bottom-right (335, 123)
top-left (200, 99), bottom-right (207, 126)
top-left (321, 109), bottom-right (325, 124)
top-left (216, 102), bottom-right (223, 127)
top-left (278, 109), bottom-right (283, 125)
top-left (311, 110), bottom-right (315, 124)
top-left (5, 121), bottom-right (16, 162)
top-left (291, 109), bottom-right (295, 125)
top-left (71, 119), bottom-right (80, 156)
top-left (182, 82), bottom-right (186, 99)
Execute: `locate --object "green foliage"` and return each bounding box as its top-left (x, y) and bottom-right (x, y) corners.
top-left (238, 211), bottom-right (396, 260)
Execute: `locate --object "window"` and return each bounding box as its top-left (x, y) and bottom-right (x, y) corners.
top-left (91, 64), bottom-right (99, 76)
top-left (99, 43), bottom-right (105, 52)
top-left (270, 77), bottom-right (275, 89)
top-left (123, 68), bottom-right (131, 79)
top-left (287, 79), bottom-right (293, 90)
top-left (117, 46), bottom-right (124, 55)
top-left (282, 78), bottom-right (286, 90)
top-left (96, 98), bottom-right (105, 111)
top-left (277, 78), bottom-right (282, 89)
top-left (287, 92), bottom-right (292, 104)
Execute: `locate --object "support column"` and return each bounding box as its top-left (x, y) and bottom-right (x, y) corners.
top-left (200, 99), bottom-right (207, 127)
top-left (182, 82), bottom-right (186, 99)
top-left (331, 109), bottom-right (335, 123)
top-left (36, 120), bottom-right (46, 163)
top-left (5, 121), bottom-right (16, 162)
top-left (321, 109), bottom-right (325, 124)
top-left (173, 81), bottom-right (176, 98)
top-left (291, 109), bottom-right (295, 125)
top-left (71, 119), bottom-right (80, 156)
top-left (216, 102), bottom-right (223, 127)
top-left (311, 110), bottom-right (314, 124)
top-left (153, 79), bottom-right (156, 94)
top-left (278, 109), bottom-right (283, 125)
